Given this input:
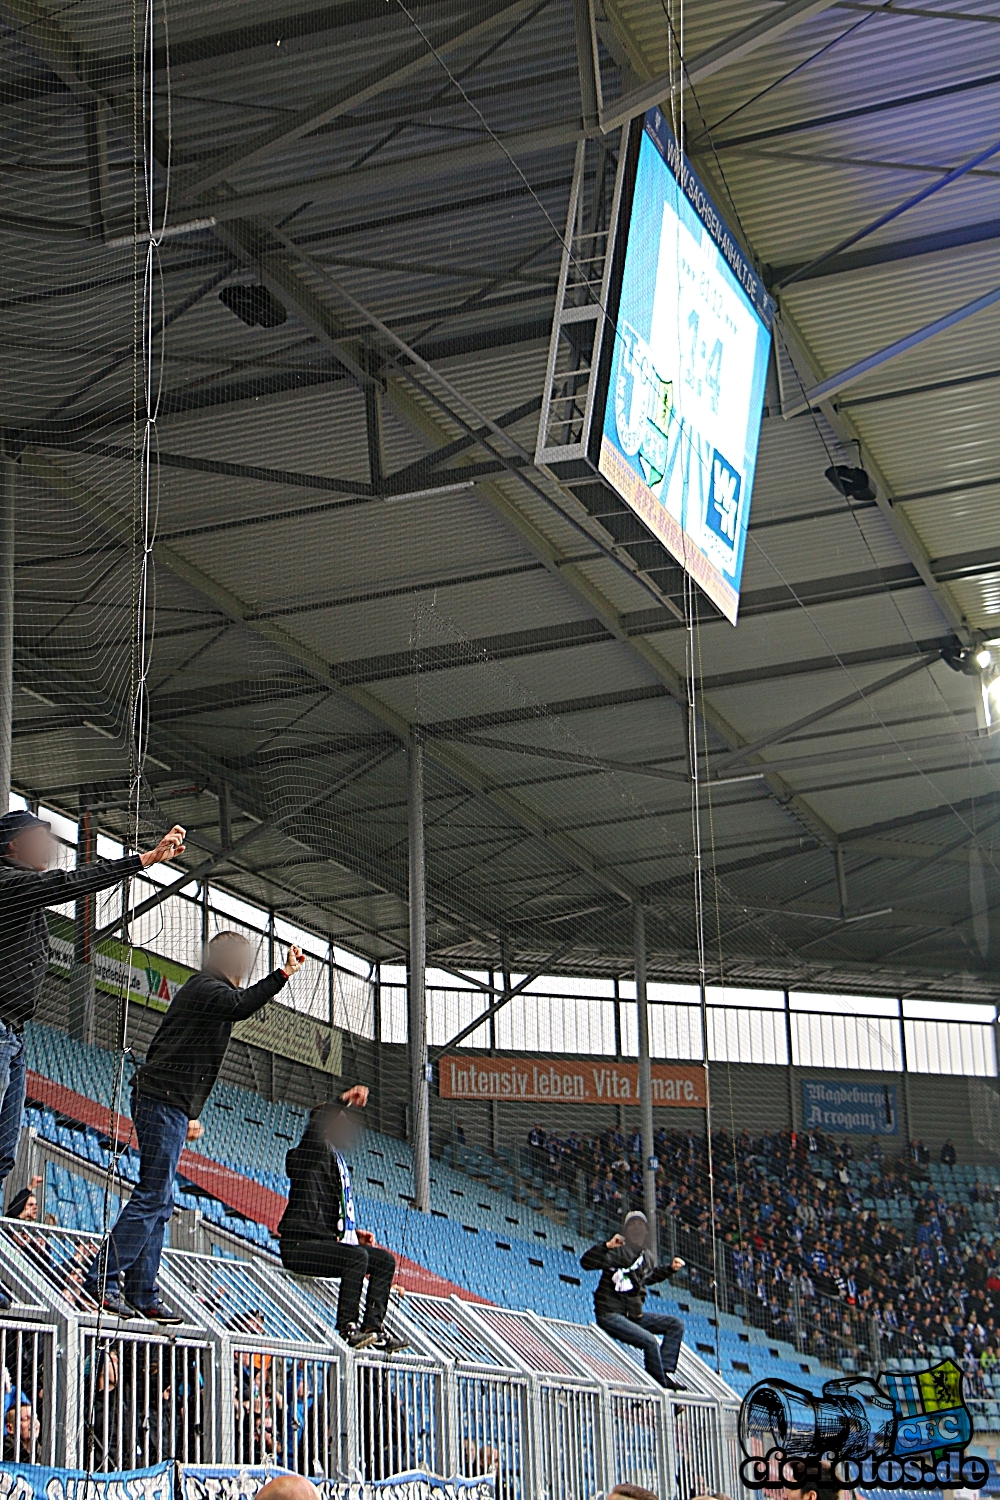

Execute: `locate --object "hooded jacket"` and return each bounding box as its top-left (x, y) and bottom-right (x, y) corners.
top-left (278, 1112), bottom-right (351, 1244)
top-left (579, 1239), bottom-right (677, 1322)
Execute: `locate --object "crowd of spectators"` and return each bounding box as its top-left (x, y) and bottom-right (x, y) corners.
top-left (526, 1120), bottom-right (1000, 1378)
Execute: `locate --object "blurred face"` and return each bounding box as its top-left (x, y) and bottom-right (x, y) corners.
top-left (321, 1106), bottom-right (360, 1152)
top-left (624, 1217), bottom-right (648, 1253)
top-left (207, 938), bottom-right (251, 983)
top-left (19, 1193), bottom-right (37, 1221)
top-left (4, 824), bottom-right (56, 871)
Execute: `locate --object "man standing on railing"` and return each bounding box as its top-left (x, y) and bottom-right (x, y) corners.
top-left (83, 929), bottom-right (304, 1322)
top-left (580, 1210), bottom-right (686, 1389)
top-left (0, 809), bottom-right (186, 1312)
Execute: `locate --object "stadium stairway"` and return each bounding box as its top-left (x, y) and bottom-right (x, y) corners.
top-left (17, 1020), bottom-right (862, 1394)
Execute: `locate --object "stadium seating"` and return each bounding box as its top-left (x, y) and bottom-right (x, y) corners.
top-left (19, 1017), bottom-right (1000, 1415)
top-left (18, 1019), bottom-right (846, 1395)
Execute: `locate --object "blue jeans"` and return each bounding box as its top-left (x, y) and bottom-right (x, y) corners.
top-left (85, 1090), bottom-right (188, 1307)
top-left (598, 1310), bottom-right (684, 1386)
top-left (0, 1022), bottom-right (26, 1191)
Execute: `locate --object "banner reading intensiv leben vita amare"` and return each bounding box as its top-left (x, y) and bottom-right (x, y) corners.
top-left (438, 1056), bottom-right (705, 1106)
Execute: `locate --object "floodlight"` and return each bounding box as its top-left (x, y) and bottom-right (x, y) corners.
top-left (219, 284), bottom-right (287, 328)
top-left (975, 647), bottom-right (993, 670)
top-left (825, 464), bottom-right (877, 502)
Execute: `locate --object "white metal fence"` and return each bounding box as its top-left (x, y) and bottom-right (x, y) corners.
top-left (0, 1221), bottom-right (741, 1497)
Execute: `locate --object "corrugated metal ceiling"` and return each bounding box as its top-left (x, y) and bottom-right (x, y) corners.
top-left (3, 0), bottom-right (1000, 996)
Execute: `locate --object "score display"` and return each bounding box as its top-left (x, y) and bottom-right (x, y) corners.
top-left (597, 110), bottom-right (774, 624)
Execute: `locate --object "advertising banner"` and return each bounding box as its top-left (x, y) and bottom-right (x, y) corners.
top-left (0, 1461), bottom-right (173, 1500)
top-left (47, 914), bottom-right (187, 1014)
top-left (46, 916), bottom-right (342, 1076)
top-left (801, 1077), bottom-right (899, 1136)
top-left (438, 1055), bottom-right (705, 1107)
top-left (233, 1002), bottom-right (342, 1076)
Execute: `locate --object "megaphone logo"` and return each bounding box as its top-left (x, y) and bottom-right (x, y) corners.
top-left (737, 1358), bottom-right (989, 1490)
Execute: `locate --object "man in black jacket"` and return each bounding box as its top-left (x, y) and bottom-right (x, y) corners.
top-left (580, 1211), bottom-right (686, 1388)
top-left (279, 1092), bottom-right (406, 1352)
top-left (0, 809), bottom-right (185, 1310)
top-left (83, 929), bottom-right (304, 1321)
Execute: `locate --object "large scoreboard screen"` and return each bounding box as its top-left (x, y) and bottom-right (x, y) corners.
top-left (596, 109), bottom-right (774, 624)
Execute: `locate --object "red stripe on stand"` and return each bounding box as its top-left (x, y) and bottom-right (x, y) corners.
top-left (25, 1070), bottom-right (489, 1304)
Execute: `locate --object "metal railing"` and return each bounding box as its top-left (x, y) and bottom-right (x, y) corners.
top-left (1, 1317), bottom-right (56, 1465)
top-left (82, 1330), bottom-right (212, 1471)
top-left (0, 1221), bottom-right (742, 1496)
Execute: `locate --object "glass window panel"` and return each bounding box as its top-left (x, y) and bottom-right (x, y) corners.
top-left (708, 1007), bottom-right (788, 1064)
top-left (493, 994), bottom-right (615, 1054)
top-left (426, 987), bottom-right (490, 1048)
top-left (380, 984), bottom-right (408, 1044)
top-left (791, 1012), bottom-right (902, 1070)
top-left (904, 1020), bottom-right (997, 1077)
top-left (522, 974), bottom-right (615, 998)
top-left (333, 967), bottom-right (375, 1038)
top-left (620, 1003), bottom-right (703, 1060)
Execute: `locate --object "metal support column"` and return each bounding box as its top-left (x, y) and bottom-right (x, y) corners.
top-left (634, 904), bottom-right (658, 1257)
top-left (408, 735), bottom-right (431, 1213)
top-left (69, 800), bottom-right (96, 1044)
top-left (0, 456), bottom-right (13, 812)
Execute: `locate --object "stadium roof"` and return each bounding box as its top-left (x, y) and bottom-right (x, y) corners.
top-left (4, 0), bottom-right (1000, 999)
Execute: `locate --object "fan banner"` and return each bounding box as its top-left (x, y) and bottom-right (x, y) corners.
top-left (801, 1078), bottom-right (900, 1136)
top-left (0, 1461), bottom-right (173, 1500)
top-left (438, 1055), bottom-right (705, 1106)
top-left (179, 1468), bottom-right (495, 1500)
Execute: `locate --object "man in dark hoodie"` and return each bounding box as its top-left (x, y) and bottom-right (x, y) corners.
top-left (84, 929), bottom-right (304, 1321)
top-left (0, 808), bottom-right (186, 1311)
top-left (279, 1090), bottom-right (407, 1352)
top-left (580, 1210), bottom-right (686, 1388)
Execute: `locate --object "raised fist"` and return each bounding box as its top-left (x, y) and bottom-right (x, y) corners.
top-left (282, 944), bottom-right (305, 977)
top-left (140, 825), bottom-right (186, 867)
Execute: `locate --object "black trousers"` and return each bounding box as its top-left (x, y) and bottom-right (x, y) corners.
top-left (281, 1238), bottom-right (396, 1331)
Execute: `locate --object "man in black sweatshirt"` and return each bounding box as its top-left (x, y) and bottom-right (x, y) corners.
top-left (83, 929), bottom-right (304, 1321)
top-left (580, 1210), bottom-right (686, 1388)
top-left (279, 1092), bottom-right (407, 1352)
top-left (0, 808), bottom-right (185, 1310)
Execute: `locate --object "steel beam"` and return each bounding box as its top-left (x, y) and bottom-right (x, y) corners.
top-left (238, 230), bottom-right (840, 851)
top-left (178, 0), bottom-right (547, 201)
top-left (19, 450), bottom-right (644, 906)
top-left (600, 0), bottom-right (843, 132)
top-left (785, 283), bottom-right (1000, 413)
top-left (90, 745), bottom-right (398, 942)
top-left (772, 302), bottom-right (970, 641)
top-left (572, 0), bottom-right (602, 133)
top-left (709, 655), bottom-right (936, 774)
top-left (428, 943), bottom-right (574, 1060)
top-left (777, 140), bottom-right (1000, 288)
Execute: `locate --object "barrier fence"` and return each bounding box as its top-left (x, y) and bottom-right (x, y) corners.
top-left (0, 1222), bottom-right (741, 1498)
